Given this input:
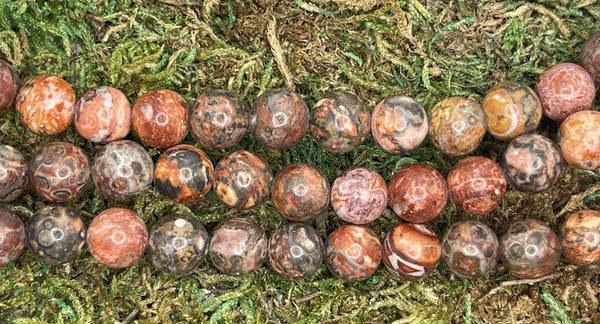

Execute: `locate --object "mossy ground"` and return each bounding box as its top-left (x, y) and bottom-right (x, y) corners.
top-left (0, 0), bottom-right (599, 323)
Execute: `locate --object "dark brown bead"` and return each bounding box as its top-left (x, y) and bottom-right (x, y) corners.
top-left (580, 31), bottom-right (600, 86)
top-left (0, 59), bottom-right (18, 114)
top-left (268, 223), bottom-right (325, 280)
top-left (0, 208), bottom-right (25, 266)
top-left (0, 145), bottom-right (28, 203)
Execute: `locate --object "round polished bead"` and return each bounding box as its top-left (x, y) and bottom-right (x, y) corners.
top-left (0, 208), bottom-right (25, 266)
top-left (250, 89), bottom-right (309, 150)
top-left (580, 31), bottom-right (600, 86)
top-left (0, 59), bottom-right (18, 114)
top-left (331, 167), bottom-right (387, 225)
top-left (86, 208), bottom-right (148, 268)
top-left (15, 75), bottom-right (76, 135)
top-left (154, 145), bottom-right (214, 204)
top-left (148, 214), bottom-right (209, 274)
top-left (272, 163), bottom-right (330, 222)
top-left (501, 134), bottom-right (561, 193)
top-left (310, 92), bottom-right (370, 153)
top-left (212, 150), bottom-right (273, 210)
top-left (30, 142), bottom-right (90, 203)
top-left (208, 218), bottom-right (267, 276)
top-left (371, 95), bottom-right (428, 154)
top-left (268, 223), bottom-right (325, 280)
top-left (560, 210), bottom-right (600, 266)
top-left (500, 219), bottom-right (561, 279)
top-left (558, 110), bottom-right (600, 170)
top-left (441, 220), bottom-right (499, 278)
top-left (388, 163), bottom-right (447, 223)
top-left (326, 225), bottom-right (381, 281)
top-left (0, 145), bottom-right (28, 202)
top-left (26, 205), bottom-right (86, 265)
top-left (382, 223), bottom-right (441, 280)
top-left (74, 86), bottom-right (131, 143)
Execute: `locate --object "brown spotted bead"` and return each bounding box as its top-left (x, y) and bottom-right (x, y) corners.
top-left (482, 81), bottom-right (542, 141)
top-left (74, 86), bottom-right (131, 143)
top-left (86, 208), bottom-right (148, 268)
top-left (0, 145), bottom-right (28, 202)
top-left (190, 89), bottom-right (249, 149)
top-left (388, 163), bottom-right (447, 223)
top-left (382, 223), bottom-right (441, 280)
top-left (131, 89), bottom-right (189, 149)
top-left (580, 31), bottom-right (600, 86)
top-left (0, 59), bottom-right (18, 114)
top-left (326, 225), bottom-right (381, 281)
top-left (500, 219), bottom-right (561, 279)
top-left (331, 167), bottom-right (387, 225)
top-left (0, 208), bottom-right (25, 266)
top-left (30, 142), bottom-right (90, 203)
top-left (371, 95), bottom-right (428, 154)
top-left (428, 97), bottom-right (486, 156)
top-left (15, 75), bottom-right (76, 135)
top-left (208, 218), bottom-right (267, 276)
top-left (310, 92), bottom-right (370, 153)
top-left (148, 214), bottom-right (209, 274)
top-left (560, 210), bottom-right (600, 266)
top-left (272, 163), bottom-right (329, 222)
top-left (441, 220), bottom-right (499, 279)
top-left (558, 110), bottom-right (600, 170)
top-left (268, 222), bottom-right (325, 280)
top-left (501, 134), bottom-right (562, 193)
top-left (447, 156), bottom-right (506, 215)
top-left (91, 140), bottom-right (154, 201)
top-left (26, 205), bottom-right (86, 265)
top-left (212, 150), bottom-right (273, 210)
top-left (154, 144), bottom-right (213, 204)
top-left (250, 89), bottom-right (309, 150)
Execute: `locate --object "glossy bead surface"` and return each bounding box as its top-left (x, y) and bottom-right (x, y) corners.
top-left (382, 223), bottom-right (441, 280)
top-left (87, 208), bottom-right (148, 268)
top-left (26, 206), bottom-right (86, 264)
top-left (560, 210), bottom-right (600, 266)
top-left (558, 110), bottom-right (600, 170)
top-left (500, 219), bottom-right (561, 279)
top-left (501, 134), bottom-right (562, 193)
top-left (0, 145), bottom-right (28, 202)
top-left (536, 63), bottom-right (595, 121)
top-left (30, 142), bottom-right (90, 203)
top-left (15, 75), bottom-right (76, 135)
top-left (190, 89), bottom-right (249, 149)
top-left (131, 89), bottom-right (189, 149)
top-left (74, 86), bottom-right (131, 143)
top-left (441, 220), bottom-right (499, 278)
top-left (429, 97), bottom-right (486, 156)
top-left (268, 223), bottom-right (325, 279)
top-left (208, 218), bottom-right (266, 276)
top-left (91, 140), bottom-right (154, 201)
top-left (154, 145), bottom-right (213, 204)
top-left (482, 81), bottom-right (542, 141)
top-left (371, 95), bottom-right (428, 154)
top-left (0, 59), bottom-right (18, 114)
top-left (212, 150), bottom-right (273, 210)
top-left (0, 208), bottom-right (25, 266)
top-left (148, 214), bottom-right (209, 274)
top-left (389, 163), bottom-right (447, 223)
top-left (310, 92), bottom-right (370, 153)
top-left (272, 163), bottom-right (329, 222)
top-left (326, 225), bottom-right (381, 281)
top-left (447, 156), bottom-right (506, 214)
top-left (250, 89), bottom-right (309, 150)
top-left (331, 167), bottom-right (387, 225)
top-left (580, 31), bottom-right (600, 85)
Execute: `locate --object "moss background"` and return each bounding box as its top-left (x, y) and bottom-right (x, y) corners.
top-left (0, 0), bottom-right (599, 323)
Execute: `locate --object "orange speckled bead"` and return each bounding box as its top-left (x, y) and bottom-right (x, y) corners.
top-left (429, 97), bottom-right (486, 156)
top-left (326, 225), bottom-right (381, 281)
top-left (132, 89), bottom-right (189, 149)
top-left (580, 31), bottom-right (600, 86)
top-left (558, 110), bottom-right (600, 170)
top-left (482, 81), bottom-right (542, 141)
top-left (86, 208), bottom-right (148, 269)
top-left (560, 210), bottom-right (600, 266)
top-left (0, 59), bottom-right (18, 114)
top-left (447, 156), bottom-right (506, 214)
top-left (388, 163), bottom-right (447, 223)
top-left (74, 86), bottom-right (131, 143)
top-left (15, 75), bottom-right (76, 135)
